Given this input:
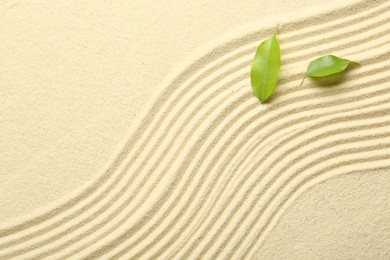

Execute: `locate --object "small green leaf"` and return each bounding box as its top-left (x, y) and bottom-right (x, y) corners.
top-left (250, 27), bottom-right (281, 103)
top-left (301, 55), bottom-right (358, 86)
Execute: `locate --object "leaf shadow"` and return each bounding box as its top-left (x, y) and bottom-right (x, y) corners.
top-left (261, 91), bottom-right (281, 104)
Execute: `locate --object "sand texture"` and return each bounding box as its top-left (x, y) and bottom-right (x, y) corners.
top-left (1, 0), bottom-right (390, 259)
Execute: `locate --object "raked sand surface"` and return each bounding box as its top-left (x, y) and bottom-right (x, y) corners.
top-left (1, 0), bottom-right (390, 259)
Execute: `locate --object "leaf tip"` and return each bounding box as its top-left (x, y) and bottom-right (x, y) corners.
top-left (273, 25), bottom-right (280, 36)
top-left (259, 97), bottom-right (267, 103)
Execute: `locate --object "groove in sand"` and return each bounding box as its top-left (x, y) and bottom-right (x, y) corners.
top-left (1, 0), bottom-right (389, 259)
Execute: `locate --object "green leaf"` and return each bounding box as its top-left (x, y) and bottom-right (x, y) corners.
top-left (250, 27), bottom-right (281, 103)
top-left (301, 55), bottom-right (358, 86)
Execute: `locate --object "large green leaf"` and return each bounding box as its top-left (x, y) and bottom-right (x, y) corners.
top-left (250, 29), bottom-right (281, 103)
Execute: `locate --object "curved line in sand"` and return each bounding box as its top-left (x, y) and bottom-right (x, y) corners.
top-left (101, 61), bottom-right (390, 260)
top-left (0, 0), bottom-right (384, 240)
top-left (3, 19), bottom-right (390, 260)
top-left (1, 0), bottom-right (389, 259)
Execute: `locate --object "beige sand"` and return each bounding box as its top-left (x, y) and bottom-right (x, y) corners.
top-left (1, 0), bottom-right (389, 259)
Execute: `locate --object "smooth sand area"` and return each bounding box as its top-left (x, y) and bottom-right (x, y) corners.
top-left (1, 0), bottom-right (389, 259)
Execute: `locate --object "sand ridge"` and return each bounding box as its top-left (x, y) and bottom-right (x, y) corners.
top-left (1, 0), bottom-right (390, 259)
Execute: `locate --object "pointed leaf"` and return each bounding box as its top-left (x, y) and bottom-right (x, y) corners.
top-left (301, 55), bottom-right (358, 86)
top-left (250, 28), bottom-right (281, 102)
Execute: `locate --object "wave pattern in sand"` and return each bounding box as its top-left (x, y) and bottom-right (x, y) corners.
top-left (1, 0), bottom-right (390, 259)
